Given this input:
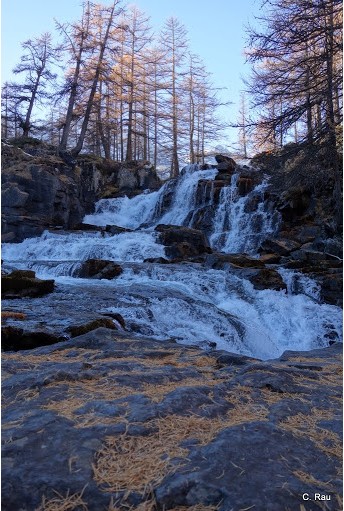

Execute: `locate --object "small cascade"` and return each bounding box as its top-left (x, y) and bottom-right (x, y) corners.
top-left (210, 174), bottom-right (280, 254)
top-left (158, 167), bottom-right (217, 226)
top-left (278, 268), bottom-right (321, 302)
top-left (1, 230), bottom-right (166, 277)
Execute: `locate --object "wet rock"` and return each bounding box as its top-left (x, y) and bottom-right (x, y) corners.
top-left (2, 270), bottom-right (55, 299)
top-left (76, 259), bottom-right (123, 279)
top-left (260, 237), bottom-right (301, 256)
top-left (105, 224), bottom-right (133, 235)
top-left (258, 253), bottom-right (282, 264)
top-left (205, 253), bottom-right (265, 270)
top-left (66, 318), bottom-right (118, 338)
top-left (237, 176), bottom-right (254, 196)
top-left (277, 186), bottom-right (312, 221)
top-left (249, 268), bottom-right (287, 291)
top-left (156, 225), bottom-right (212, 260)
top-left (144, 257), bottom-right (170, 264)
top-left (73, 223), bottom-right (104, 233)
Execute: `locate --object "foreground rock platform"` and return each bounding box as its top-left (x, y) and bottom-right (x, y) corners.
top-left (2, 329), bottom-right (342, 511)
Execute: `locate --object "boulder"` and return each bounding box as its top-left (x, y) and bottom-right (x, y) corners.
top-left (76, 259), bottom-right (123, 279)
top-left (155, 225), bottom-right (212, 260)
top-left (2, 326), bottom-right (62, 351)
top-left (248, 268), bottom-right (287, 291)
top-left (2, 270), bottom-right (55, 298)
top-left (215, 154), bottom-right (237, 173)
top-left (66, 318), bottom-right (119, 338)
top-left (205, 253), bottom-right (266, 270)
top-left (260, 238), bottom-right (301, 256)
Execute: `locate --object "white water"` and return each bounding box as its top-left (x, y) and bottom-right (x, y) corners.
top-left (2, 163), bottom-right (342, 359)
top-left (84, 165), bottom-right (218, 230)
top-left (210, 175), bottom-right (279, 253)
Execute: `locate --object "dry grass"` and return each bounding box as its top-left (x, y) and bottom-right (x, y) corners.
top-left (35, 488), bottom-right (88, 511)
top-left (94, 414), bottom-right (219, 493)
top-left (142, 376), bottom-right (225, 403)
top-left (279, 408), bottom-right (342, 459)
top-left (94, 402), bottom-right (269, 496)
top-left (14, 387), bottom-right (40, 402)
top-left (286, 357), bottom-right (330, 364)
top-left (224, 388), bottom-right (269, 426)
top-left (293, 470), bottom-right (336, 491)
top-left (2, 348), bottom-right (98, 365)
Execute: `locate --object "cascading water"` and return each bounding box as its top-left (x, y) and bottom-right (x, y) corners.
top-left (84, 164), bottom-right (218, 230)
top-left (2, 163), bottom-right (342, 359)
top-left (210, 174), bottom-right (280, 254)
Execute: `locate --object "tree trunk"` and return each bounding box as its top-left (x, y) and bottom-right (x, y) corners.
top-left (71, 2), bottom-right (117, 156)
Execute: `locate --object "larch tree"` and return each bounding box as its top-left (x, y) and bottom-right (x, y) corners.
top-left (159, 17), bottom-right (189, 177)
top-left (13, 32), bottom-right (58, 137)
top-left (57, 1), bottom-right (93, 151)
top-left (245, 0), bottom-right (342, 148)
top-left (71, 1), bottom-right (122, 156)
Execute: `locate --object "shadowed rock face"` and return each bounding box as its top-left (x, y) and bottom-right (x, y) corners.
top-left (1, 142), bottom-right (162, 242)
top-left (1, 144), bottom-right (101, 242)
top-left (2, 270), bottom-right (55, 299)
top-left (2, 331), bottom-right (342, 510)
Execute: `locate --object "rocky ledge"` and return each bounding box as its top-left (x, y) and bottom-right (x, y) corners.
top-left (2, 329), bottom-right (342, 511)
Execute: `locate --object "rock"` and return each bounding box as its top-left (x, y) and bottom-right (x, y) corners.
top-left (66, 318), bottom-right (118, 338)
top-left (260, 238), bottom-right (301, 256)
top-left (72, 223), bottom-right (103, 232)
top-left (100, 312), bottom-right (126, 329)
top-left (155, 225), bottom-right (212, 260)
top-left (2, 270), bottom-right (55, 298)
top-left (117, 166), bottom-right (139, 191)
top-left (277, 186), bottom-right (312, 221)
top-left (105, 224), bottom-right (133, 235)
top-left (205, 253), bottom-right (266, 270)
top-left (2, 336), bottom-right (341, 511)
top-left (2, 326), bottom-right (62, 351)
top-left (205, 254), bottom-right (286, 291)
top-left (117, 163), bottom-right (161, 193)
top-left (248, 268), bottom-right (287, 291)
top-left (237, 176), bottom-right (254, 196)
top-left (215, 154), bottom-right (237, 173)
top-left (144, 257), bottom-right (170, 264)
top-left (76, 259), bottom-right (123, 279)
top-left (1, 143), bottom-right (102, 242)
top-left (137, 163), bottom-right (161, 190)
top-left (258, 253), bottom-right (282, 264)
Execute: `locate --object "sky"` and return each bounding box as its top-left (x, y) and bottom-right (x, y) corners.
top-left (1, 0), bottom-right (261, 148)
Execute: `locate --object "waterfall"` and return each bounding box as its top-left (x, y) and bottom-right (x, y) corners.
top-left (84, 165), bottom-right (218, 230)
top-left (210, 174), bottom-right (280, 254)
top-left (86, 164), bottom-right (280, 254)
top-left (2, 162), bottom-right (342, 360)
